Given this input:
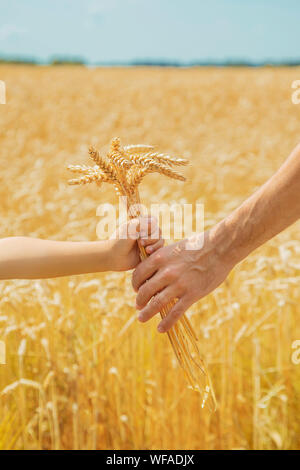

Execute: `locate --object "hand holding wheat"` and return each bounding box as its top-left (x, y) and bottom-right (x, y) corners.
top-left (67, 137), bottom-right (216, 410)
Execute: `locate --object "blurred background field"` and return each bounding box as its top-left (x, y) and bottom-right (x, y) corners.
top-left (0, 65), bottom-right (299, 449)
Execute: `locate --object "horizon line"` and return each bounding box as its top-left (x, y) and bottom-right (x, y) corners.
top-left (1, 56), bottom-right (300, 67)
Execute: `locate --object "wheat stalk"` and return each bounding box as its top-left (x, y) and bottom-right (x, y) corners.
top-left (67, 137), bottom-right (216, 411)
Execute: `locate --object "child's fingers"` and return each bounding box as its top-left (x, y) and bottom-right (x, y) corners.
top-left (127, 218), bottom-right (140, 240)
top-left (140, 233), bottom-right (161, 246)
top-left (130, 216), bottom-right (158, 241)
top-left (139, 216), bottom-right (160, 239)
top-left (113, 218), bottom-right (140, 240)
top-left (149, 223), bottom-right (162, 240)
top-left (145, 239), bottom-right (164, 254)
top-left (113, 216), bottom-right (161, 242)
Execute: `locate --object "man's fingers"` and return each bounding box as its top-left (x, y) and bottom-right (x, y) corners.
top-left (138, 286), bottom-right (180, 323)
top-left (132, 249), bottom-right (164, 292)
top-left (157, 297), bottom-right (190, 333)
top-left (136, 270), bottom-right (171, 309)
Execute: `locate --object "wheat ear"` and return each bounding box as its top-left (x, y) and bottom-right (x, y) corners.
top-left (67, 137), bottom-right (216, 411)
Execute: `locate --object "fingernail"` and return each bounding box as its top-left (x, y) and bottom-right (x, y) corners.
top-left (138, 314), bottom-right (145, 322)
top-left (146, 246), bottom-right (153, 253)
top-left (157, 324), bottom-right (164, 333)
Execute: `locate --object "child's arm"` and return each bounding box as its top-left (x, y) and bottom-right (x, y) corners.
top-left (0, 216), bottom-right (162, 280)
top-left (0, 237), bottom-right (114, 279)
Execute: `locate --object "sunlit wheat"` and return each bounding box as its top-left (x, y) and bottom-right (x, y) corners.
top-left (0, 65), bottom-right (299, 450)
top-left (67, 137), bottom-right (216, 410)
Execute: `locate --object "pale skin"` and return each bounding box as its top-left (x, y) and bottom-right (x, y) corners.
top-left (0, 217), bottom-right (163, 280)
top-left (133, 142), bottom-right (300, 333)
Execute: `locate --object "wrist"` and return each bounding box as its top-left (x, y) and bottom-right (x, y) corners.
top-left (105, 239), bottom-right (120, 271)
top-left (86, 240), bottom-right (116, 272)
top-left (209, 217), bottom-right (245, 270)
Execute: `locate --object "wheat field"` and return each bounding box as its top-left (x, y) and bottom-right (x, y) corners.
top-left (0, 65), bottom-right (299, 450)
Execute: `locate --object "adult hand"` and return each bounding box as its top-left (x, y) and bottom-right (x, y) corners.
top-left (133, 141), bottom-right (300, 332)
top-left (132, 228), bottom-right (235, 333)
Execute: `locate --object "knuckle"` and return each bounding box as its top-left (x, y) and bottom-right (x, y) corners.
top-left (163, 267), bottom-right (176, 281)
top-left (138, 283), bottom-right (147, 296)
top-left (151, 295), bottom-right (164, 311)
top-left (172, 308), bottom-right (183, 320)
top-left (189, 287), bottom-right (200, 300)
top-left (152, 251), bottom-right (163, 265)
top-left (162, 267), bottom-right (170, 280)
top-left (137, 284), bottom-right (148, 302)
top-left (136, 291), bottom-right (143, 306)
top-left (131, 270), bottom-right (139, 291)
top-left (175, 281), bottom-right (185, 295)
top-left (179, 278), bottom-right (189, 292)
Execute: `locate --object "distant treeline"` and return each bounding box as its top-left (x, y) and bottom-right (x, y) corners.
top-left (131, 59), bottom-right (300, 67)
top-left (1, 56), bottom-right (300, 67)
top-left (0, 56), bottom-right (84, 66)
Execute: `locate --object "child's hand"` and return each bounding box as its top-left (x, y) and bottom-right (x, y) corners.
top-left (109, 216), bottom-right (164, 271)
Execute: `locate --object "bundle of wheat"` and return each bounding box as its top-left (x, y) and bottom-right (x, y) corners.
top-left (68, 137), bottom-right (216, 410)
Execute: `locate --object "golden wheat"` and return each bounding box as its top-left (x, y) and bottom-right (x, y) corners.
top-left (0, 65), bottom-right (299, 450)
top-left (67, 137), bottom-right (216, 410)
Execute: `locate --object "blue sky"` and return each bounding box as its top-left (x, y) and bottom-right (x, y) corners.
top-left (0, 0), bottom-right (299, 63)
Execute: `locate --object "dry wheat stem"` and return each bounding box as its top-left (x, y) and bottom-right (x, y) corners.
top-left (67, 137), bottom-right (216, 411)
